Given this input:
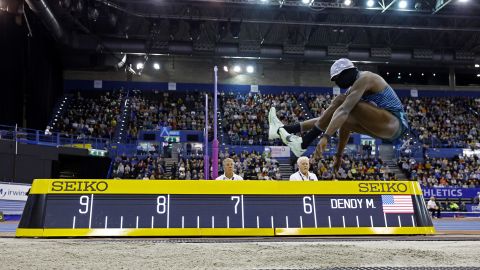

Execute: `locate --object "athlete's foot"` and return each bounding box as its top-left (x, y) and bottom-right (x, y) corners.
top-left (268, 107), bottom-right (284, 140)
top-left (278, 128), bottom-right (306, 157)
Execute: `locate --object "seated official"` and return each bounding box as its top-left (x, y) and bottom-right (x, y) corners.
top-left (216, 158), bottom-right (244, 180)
top-left (427, 196), bottom-right (441, 218)
top-left (474, 192), bottom-right (480, 206)
top-left (448, 201), bottom-right (459, 211)
top-left (290, 156), bottom-right (318, 181)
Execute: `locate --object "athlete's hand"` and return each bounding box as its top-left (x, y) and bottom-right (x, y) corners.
top-left (313, 137), bottom-right (328, 160)
top-left (332, 155), bottom-right (343, 180)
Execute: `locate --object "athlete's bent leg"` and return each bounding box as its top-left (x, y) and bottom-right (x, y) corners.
top-left (275, 95), bottom-right (400, 157)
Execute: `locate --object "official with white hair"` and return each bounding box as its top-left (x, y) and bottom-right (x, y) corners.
top-left (215, 158), bottom-right (244, 180)
top-left (289, 156), bottom-right (318, 181)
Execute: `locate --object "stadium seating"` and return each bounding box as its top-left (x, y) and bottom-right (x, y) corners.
top-left (398, 155), bottom-right (480, 188)
top-left (402, 97), bottom-right (479, 149)
top-left (50, 91), bottom-right (123, 139)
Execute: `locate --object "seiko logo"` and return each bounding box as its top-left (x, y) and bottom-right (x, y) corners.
top-left (51, 181), bottom-right (108, 192)
top-left (358, 182), bottom-right (407, 193)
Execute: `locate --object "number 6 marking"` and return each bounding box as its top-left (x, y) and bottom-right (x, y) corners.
top-left (303, 196), bottom-right (313, 214)
top-left (231, 196), bottom-right (240, 214)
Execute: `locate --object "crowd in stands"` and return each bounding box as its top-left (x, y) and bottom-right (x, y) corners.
top-left (217, 150), bottom-right (282, 180)
top-left (170, 149), bottom-right (282, 180)
top-left (402, 97), bottom-right (480, 149)
top-left (47, 89), bottom-right (480, 151)
top-left (111, 149), bottom-right (282, 180)
top-left (305, 155), bottom-right (395, 180)
top-left (223, 92), bottom-right (309, 145)
top-left (127, 91), bottom-right (213, 141)
top-left (49, 90), bottom-right (480, 153)
top-left (51, 91), bottom-right (122, 139)
top-left (111, 154), bottom-right (167, 180)
top-left (49, 90), bottom-right (480, 188)
top-left (111, 149), bottom-right (480, 186)
top-left (398, 155), bottom-right (480, 188)
top-left (171, 157), bottom-right (205, 180)
top-left (306, 93), bottom-right (334, 118)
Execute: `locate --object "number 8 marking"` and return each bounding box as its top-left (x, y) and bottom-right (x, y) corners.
top-left (157, 196), bottom-right (167, 214)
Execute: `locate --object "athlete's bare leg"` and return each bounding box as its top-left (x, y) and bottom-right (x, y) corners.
top-left (299, 94), bottom-right (400, 140)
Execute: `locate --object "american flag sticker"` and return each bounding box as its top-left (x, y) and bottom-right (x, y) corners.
top-left (381, 195), bottom-right (414, 214)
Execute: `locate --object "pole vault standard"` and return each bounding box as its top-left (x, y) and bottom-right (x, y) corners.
top-left (204, 66), bottom-right (219, 180)
top-left (212, 66), bottom-right (219, 179)
top-left (203, 93), bottom-right (209, 180)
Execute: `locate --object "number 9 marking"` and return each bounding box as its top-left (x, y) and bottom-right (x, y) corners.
top-left (79, 195), bottom-right (89, 214)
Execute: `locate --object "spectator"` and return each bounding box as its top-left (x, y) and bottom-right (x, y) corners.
top-left (427, 196), bottom-right (441, 218)
top-left (474, 192), bottom-right (480, 206)
top-left (44, 126), bottom-right (52, 136)
top-left (460, 201), bottom-right (467, 212)
top-left (449, 201), bottom-right (459, 211)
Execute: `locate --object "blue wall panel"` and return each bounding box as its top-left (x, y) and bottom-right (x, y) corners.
top-left (64, 80), bottom-right (480, 97)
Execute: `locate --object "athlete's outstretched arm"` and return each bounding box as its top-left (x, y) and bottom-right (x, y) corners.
top-left (335, 127), bottom-right (350, 158)
top-left (313, 75), bottom-right (371, 160)
top-left (324, 79), bottom-right (369, 137)
top-left (332, 127), bottom-right (350, 176)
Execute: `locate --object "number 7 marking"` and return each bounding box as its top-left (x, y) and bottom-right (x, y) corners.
top-left (231, 196), bottom-right (240, 214)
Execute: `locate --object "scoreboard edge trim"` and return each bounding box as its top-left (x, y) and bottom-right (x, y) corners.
top-left (16, 227), bottom-right (435, 237)
top-left (28, 179), bottom-right (423, 195)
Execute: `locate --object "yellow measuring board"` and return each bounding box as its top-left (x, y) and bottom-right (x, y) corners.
top-left (17, 180), bottom-right (435, 237)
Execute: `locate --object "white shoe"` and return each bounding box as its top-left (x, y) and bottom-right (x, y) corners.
top-left (268, 107), bottom-right (284, 140)
top-left (278, 128), bottom-right (306, 157)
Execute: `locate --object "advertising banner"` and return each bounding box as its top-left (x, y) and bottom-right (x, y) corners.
top-left (268, 146), bottom-right (291, 158)
top-left (0, 183), bottom-right (30, 201)
top-left (0, 182), bottom-right (30, 215)
top-left (421, 187), bottom-right (480, 199)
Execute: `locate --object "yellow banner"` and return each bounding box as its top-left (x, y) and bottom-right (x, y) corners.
top-left (29, 179), bottom-right (423, 195)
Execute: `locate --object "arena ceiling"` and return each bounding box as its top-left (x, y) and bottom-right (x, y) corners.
top-left (19, 0), bottom-right (480, 66)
